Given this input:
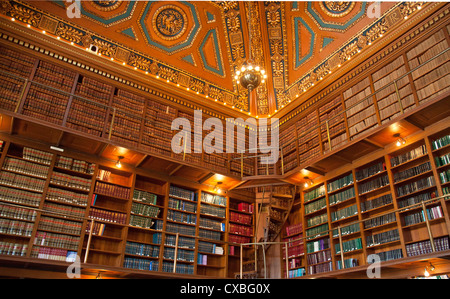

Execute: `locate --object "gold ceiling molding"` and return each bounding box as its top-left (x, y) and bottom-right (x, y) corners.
top-left (277, 1), bottom-right (447, 128)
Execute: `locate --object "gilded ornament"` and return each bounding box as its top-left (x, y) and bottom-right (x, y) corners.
top-left (56, 23), bottom-right (83, 44)
top-left (319, 2), bottom-right (355, 18)
top-left (9, 3), bottom-right (41, 27)
top-left (91, 0), bottom-right (123, 12)
top-left (152, 5), bottom-right (187, 41)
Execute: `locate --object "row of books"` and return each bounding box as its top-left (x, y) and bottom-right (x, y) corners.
top-left (285, 223), bottom-right (302, 237)
top-left (237, 202), bottom-right (254, 213)
top-left (199, 228), bottom-right (222, 241)
top-left (113, 90), bottom-right (145, 115)
top-left (396, 175), bottom-right (435, 197)
top-left (228, 234), bottom-right (251, 244)
top-left (0, 171), bottom-right (46, 193)
top-left (439, 169), bottom-right (450, 184)
top-left (200, 203), bottom-right (226, 218)
top-left (332, 223), bottom-right (360, 238)
top-left (46, 187), bottom-right (89, 207)
top-left (34, 231), bottom-right (79, 251)
top-left (88, 207), bottom-right (127, 224)
top-left (167, 210), bottom-right (196, 225)
top-left (360, 193), bottom-right (393, 212)
top-left (200, 218), bottom-right (225, 232)
top-left (305, 197), bottom-right (327, 215)
top-left (343, 77), bottom-right (370, 105)
top-left (0, 185), bottom-right (42, 207)
top-left (405, 236), bottom-right (449, 257)
top-left (163, 247), bottom-right (194, 262)
top-left (0, 219), bottom-right (34, 236)
top-left (327, 173), bottom-right (354, 193)
top-left (435, 153), bottom-right (450, 167)
top-left (3, 157), bottom-right (50, 179)
top-left (0, 78), bottom-right (22, 111)
top-left (125, 241), bottom-right (160, 258)
top-left (85, 221), bottom-right (106, 236)
top-left (307, 212), bottom-right (328, 228)
top-left (284, 240), bottom-right (304, 258)
top-left (166, 222), bottom-right (196, 236)
top-left (0, 46), bottom-right (35, 74)
top-left (131, 202), bottom-right (160, 218)
top-left (376, 248), bottom-right (403, 262)
top-left (201, 193), bottom-right (227, 206)
top-left (38, 216), bottom-right (82, 235)
top-left (0, 203), bottom-right (37, 222)
top-left (34, 67), bottom-right (75, 93)
top-left (170, 186), bottom-right (196, 201)
top-left (124, 257), bottom-right (159, 271)
top-left (133, 190), bottom-right (158, 205)
top-left (356, 161), bottom-right (386, 181)
top-left (358, 174), bottom-right (390, 195)
top-left (306, 249), bottom-right (332, 265)
top-left (75, 82), bottom-right (111, 106)
top-left (335, 237), bottom-right (363, 254)
top-left (397, 190), bottom-right (436, 209)
top-left (96, 169), bottom-right (111, 182)
top-left (30, 246), bottom-right (77, 262)
top-left (198, 241), bottom-right (224, 254)
top-left (403, 205), bottom-right (443, 226)
top-left (169, 198), bottom-right (197, 213)
top-left (348, 114), bottom-right (378, 139)
top-left (306, 238), bottom-right (330, 254)
top-left (230, 211), bottom-right (252, 225)
top-left (55, 156), bottom-right (95, 175)
top-left (308, 261), bottom-right (333, 274)
top-left (165, 234), bottom-right (195, 249)
top-left (372, 55), bottom-right (405, 87)
top-left (229, 223), bottom-right (252, 236)
top-left (22, 147), bottom-right (53, 165)
top-left (51, 172), bottom-right (92, 191)
top-left (23, 90), bottom-right (67, 125)
top-left (304, 185), bottom-right (326, 202)
top-left (197, 253), bottom-right (209, 265)
top-left (364, 212), bottom-right (396, 229)
top-left (331, 204), bottom-right (358, 222)
top-left (129, 215), bottom-right (159, 230)
top-left (390, 145), bottom-right (427, 167)
top-left (110, 114), bottom-right (141, 142)
top-left (94, 181), bottom-right (130, 199)
top-left (393, 161), bottom-right (432, 183)
top-left (336, 258), bottom-right (359, 270)
top-left (67, 100), bottom-right (107, 129)
top-left (330, 187), bottom-right (356, 206)
top-left (366, 228), bottom-right (400, 247)
top-left (431, 134), bottom-right (450, 150)
top-left (306, 223), bottom-right (329, 239)
top-left (299, 144), bottom-right (320, 164)
top-left (66, 116), bottom-right (103, 137)
top-left (162, 262), bottom-right (194, 275)
top-left (0, 241), bottom-right (28, 257)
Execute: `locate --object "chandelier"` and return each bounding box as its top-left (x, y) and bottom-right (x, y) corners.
top-left (234, 3), bottom-right (266, 97)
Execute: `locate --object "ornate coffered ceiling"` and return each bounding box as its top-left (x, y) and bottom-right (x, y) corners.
top-left (0, 0), bottom-right (429, 117)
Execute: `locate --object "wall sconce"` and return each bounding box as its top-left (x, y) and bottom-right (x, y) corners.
top-left (393, 133), bottom-right (406, 147)
top-left (303, 176), bottom-right (313, 188)
top-left (213, 182), bottom-right (223, 194)
top-left (116, 156), bottom-right (124, 168)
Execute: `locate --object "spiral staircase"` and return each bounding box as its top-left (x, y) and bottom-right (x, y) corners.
top-left (232, 176), bottom-right (297, 279)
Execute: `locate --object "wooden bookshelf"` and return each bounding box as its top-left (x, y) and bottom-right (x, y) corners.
top-left (0, 136), bottom-right (261, 277)
top-left (227, 197), bottom-right (255, 278)
top-left (280, 124), bottom-right (450, 278)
